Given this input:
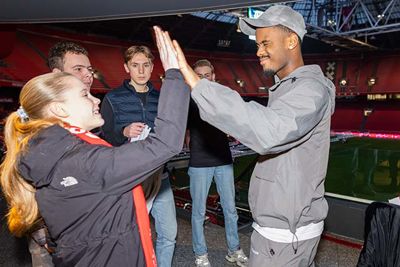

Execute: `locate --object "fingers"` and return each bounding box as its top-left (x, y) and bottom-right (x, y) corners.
top-left (172, 40), bottom-right (186, 65)
top-left (154, 26), bottom-right (167, 61)
top-left (172, 40), bottom-right (200, 89)
top-left (128, 123), bottom-right (145, 131)
top-left (124, 123), bottom-right (145, 138)
top-left (153, 26), bottom-right (179, 70)
top-left (133, 122), bottom-right (146, 127)
top-left (163, 31), bottom-right (179, 69)
top-left (160, 30), bottom-right (169, 60)
top-left (153, 26), bottom-right (198, 88)
top-left (154, 26), bottom-right (162, 52)
top-left (154, 26), bottom-right (171, 59)
top-left (164, 31), bottom-right (177, 57)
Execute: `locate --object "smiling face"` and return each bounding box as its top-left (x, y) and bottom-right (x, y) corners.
top-left (62, 52), bottom-right (94, 90)
top-left (255, 26), bottom-right (293, 79)
top-left (58, 76), bottom-right (103, 130)
top-left (124, 52), bottom-right (154, 88)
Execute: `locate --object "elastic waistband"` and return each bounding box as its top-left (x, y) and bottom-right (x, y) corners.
top-left (252, 221), bottom-right (324, 243)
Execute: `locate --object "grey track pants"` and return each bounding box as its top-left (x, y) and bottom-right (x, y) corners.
top-left (249, 230), bottom-right (320, 267)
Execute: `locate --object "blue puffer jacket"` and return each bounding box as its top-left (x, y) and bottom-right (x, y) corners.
top-left (101, 80), bottom-right (160, 146)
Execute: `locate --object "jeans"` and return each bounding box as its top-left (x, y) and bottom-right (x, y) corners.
top-left (189, 164), bottom-right (240, 256)
top-left (150, 178), bottom-right (177, 267)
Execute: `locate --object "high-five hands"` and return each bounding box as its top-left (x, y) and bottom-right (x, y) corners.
top-left (154, 26), bottom-right (179, 71)
top-left (153, 26), bottom-right (200, 89)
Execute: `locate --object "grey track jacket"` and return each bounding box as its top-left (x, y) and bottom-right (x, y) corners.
top-left (18, 69), bottom-right (190, 266)
top-left (191, 65), bottom-right (335, 234)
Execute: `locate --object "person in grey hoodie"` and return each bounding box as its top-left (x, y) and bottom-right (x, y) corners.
top-left (157, 5), bottom-right (336, 267)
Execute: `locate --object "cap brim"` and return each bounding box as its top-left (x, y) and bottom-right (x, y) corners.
top-left (239, 17), bottom-right (274, 36)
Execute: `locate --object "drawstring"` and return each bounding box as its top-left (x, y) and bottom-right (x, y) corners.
top-left (291, 233), bottom-right (299, 254)
top-left (270, 76), bottom-right (298, 92)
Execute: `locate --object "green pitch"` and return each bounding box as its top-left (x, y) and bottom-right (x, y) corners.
top-left (170, 137), bottom-right (400, 208)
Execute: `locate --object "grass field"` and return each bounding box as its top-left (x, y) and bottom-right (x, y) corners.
top-left (170, 137), bottom-right (400, 209)
top-left (326, 137), bottom-right (400, 201)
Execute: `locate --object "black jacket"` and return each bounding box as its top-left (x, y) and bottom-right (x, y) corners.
top-left (357, 202), bottom-right (400, 267)
top-left (18, 69), bottom-right (190, 266)
top-left (101, 80), bottom-right (160, 146)
top-left (187, 98), bottom-right (232, 167)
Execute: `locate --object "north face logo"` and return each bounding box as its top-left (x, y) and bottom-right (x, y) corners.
top-left (60, 176), bottom-right (78, 187)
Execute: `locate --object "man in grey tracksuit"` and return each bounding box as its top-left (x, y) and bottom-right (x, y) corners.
top-left (169, 5), bottom-right (336, 267)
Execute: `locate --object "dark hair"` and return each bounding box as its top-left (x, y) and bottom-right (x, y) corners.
top-left (47, 41), bottom-right (89, 71)
top-left (124, 45), bottom-right (154, 64)
top-left (192, 59), bottom-right (214, 73)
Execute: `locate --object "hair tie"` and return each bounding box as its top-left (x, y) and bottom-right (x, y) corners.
top-left (17, 106), bottom-right (29, 122)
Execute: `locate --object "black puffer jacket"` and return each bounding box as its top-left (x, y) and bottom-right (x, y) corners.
top-left (357, 202), bottom-right (400, 267)
top-left (18, 69), bottom-right (189, 267)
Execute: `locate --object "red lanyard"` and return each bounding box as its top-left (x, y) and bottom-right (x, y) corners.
top-left (65, 125), bottom-right (157, 267)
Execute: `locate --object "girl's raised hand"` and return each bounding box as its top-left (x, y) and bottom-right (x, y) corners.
top-left (153, 26), bottom-right (200, 89)
top-left (154, 26), bottom-right (178, 71)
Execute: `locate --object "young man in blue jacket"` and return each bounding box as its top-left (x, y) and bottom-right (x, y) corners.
top-left (101, 45), bottom-right (177, 267)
